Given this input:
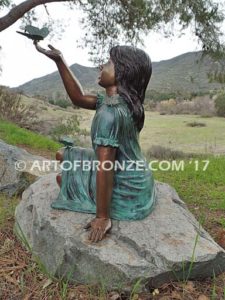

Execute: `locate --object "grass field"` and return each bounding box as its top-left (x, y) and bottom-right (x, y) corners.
top-left (142, 112), bottom-right (225, 154)
top-left (154, 155), bottom-right (225, 220)
top-left (78, 110), bottom-right (225, 154)
top-left (21, 95), bottom-right (225, 155)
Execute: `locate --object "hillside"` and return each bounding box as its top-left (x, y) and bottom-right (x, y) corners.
top-left (150, 51), bottom-right (222, 95)
top-left (15, 64), bottom-right (101, 100)
top-left (15, 51), bottom-right (223, 99)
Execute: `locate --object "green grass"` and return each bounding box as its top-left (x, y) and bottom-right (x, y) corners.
top-left (0, 119), bottom-right (61, 151)
top-left (153, 155), bottom-right (225, 211)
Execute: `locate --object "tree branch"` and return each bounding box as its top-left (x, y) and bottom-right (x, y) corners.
top-left (0, 0), bottom-right (73, 32)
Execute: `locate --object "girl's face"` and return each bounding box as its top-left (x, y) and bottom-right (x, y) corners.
top-left (98, 58), bottom-right (116, 88)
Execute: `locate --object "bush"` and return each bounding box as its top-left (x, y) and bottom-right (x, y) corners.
top-left (144, 100), bottom-right (157, 111)
top-left (49, 98), bottom-right (71, 108)
top-left (0, 86), bottom-right (40, 130)
top-left (144, 145), bottom-right (190, 160)
top-left (186, 121), bottom-right (206, 127)
top-left (156, 96), bottom-right (215, 116)
top-left (215, 92), bottom-right (225, 117)
top-left (51, 115), bottom-right (89, 141)
top-left (156, 99), bottom-right (177, 114)
top-left (34, 94), bottom-right (49, 101)
top-left (146, 90), bottom-right (179, 102)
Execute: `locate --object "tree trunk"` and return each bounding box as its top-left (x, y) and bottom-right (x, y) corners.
top-left (0, 0), bottom-right (72, 32)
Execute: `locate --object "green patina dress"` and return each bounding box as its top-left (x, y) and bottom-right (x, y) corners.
top-left (51, 93), bottom-right (157, 220)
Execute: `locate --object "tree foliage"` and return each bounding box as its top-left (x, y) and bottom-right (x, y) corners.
top-left (79, 0), bottom-right (225, 62)
top-left (208, 66), bottom-right (225, 85)
top-left (0, 0), bottom-right (11, 9)
top-left (0, 0), bottom-right (225, 63)
top-left (215, 92), bottom-right (225, 117)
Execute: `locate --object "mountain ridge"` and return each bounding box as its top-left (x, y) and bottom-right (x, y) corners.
top-left (15, 51), bottom-right (223, 99)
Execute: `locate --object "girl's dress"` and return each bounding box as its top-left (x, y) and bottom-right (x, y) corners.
top-left (51, 93), bottom-right (156, 220)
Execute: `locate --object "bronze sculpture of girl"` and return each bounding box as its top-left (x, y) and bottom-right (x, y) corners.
top-left (34, 42), bottom-right (157, 243)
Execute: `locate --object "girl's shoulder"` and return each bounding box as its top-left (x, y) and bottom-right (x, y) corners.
top-left (98, 95), bottom-right (135, 128)
top-left (95, 93), bottom-right (104, 110)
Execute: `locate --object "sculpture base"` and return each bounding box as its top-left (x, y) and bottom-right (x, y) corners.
top-left (15, 173), bottom-right (225, 291)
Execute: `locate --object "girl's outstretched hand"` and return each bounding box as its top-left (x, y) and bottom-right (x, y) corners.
top-left (84, 217), bottom-right (112, 243)
top-left (34, 41), bottom-right (63, 63)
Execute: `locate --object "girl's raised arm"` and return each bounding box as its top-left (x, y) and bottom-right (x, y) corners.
top-left (34, 42), bottom-right (97, 110)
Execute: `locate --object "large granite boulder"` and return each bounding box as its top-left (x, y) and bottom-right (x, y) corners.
top-left (15, 173), bottom-right (225, 290)
top-left (0, 140), bottom-right (60, 197)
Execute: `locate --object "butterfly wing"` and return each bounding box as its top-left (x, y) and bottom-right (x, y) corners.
top-left (25, 25), bottom-right (49, 39)
top-left (17, 25), bottom-right (49, 41)
top-left (40, 27), bottom-right (49, 38)
top-left (25, 25), bottom-right (40, 35)
top-left (16, 31), bottom-right (44, 41)
top-left (16, 31), bottom-right (33, 39)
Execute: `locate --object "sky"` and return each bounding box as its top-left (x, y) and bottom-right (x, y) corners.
top-left (0, 2), bottom-right (211, 88)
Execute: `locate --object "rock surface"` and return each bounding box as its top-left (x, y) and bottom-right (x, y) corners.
top-left (15, 173), bottom-right (225, 290)
top-left (0, 140), bottom-right (60, 197)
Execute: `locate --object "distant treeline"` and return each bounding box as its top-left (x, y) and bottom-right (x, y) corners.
top-left (145, 89), bottom-right (217, 102)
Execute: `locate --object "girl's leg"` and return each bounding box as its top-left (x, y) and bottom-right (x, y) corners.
top-left (55, 147), bottom-right (64, 187)
top-left (56, 173), bottom-right (62, 187)
top-left (56, 147), bottom-right (65, 163)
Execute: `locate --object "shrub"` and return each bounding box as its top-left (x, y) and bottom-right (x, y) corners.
top-left (215, 92), bottom-right (225, 117)
top-left (51, 115), bottom-right (89, 141)
top-left (186, 121), bottom-right (206, 127)
top-left (144, 100), bottom-right (157, 111)
top-left (156, 99), bottom-right (177, 114)
top-left (156, 96), bottom-right (215, 116)
top-left (145, 145), bottom-right (189, 160)
top-left (34, 94), bottom-right (48, 101)
top-left (0, 86), bottom-right (40, 130)
top-left (48, 98), bottom-right (71, 108)
top-left (191, 96), bottom-right (215, 116)
top-left (49, 99), bottom-right (55, 105)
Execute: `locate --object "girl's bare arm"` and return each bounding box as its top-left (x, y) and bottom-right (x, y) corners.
top-left (34, 43), bottom-right (97, 110)
top-left (84, 146), bottom-right (117, 243)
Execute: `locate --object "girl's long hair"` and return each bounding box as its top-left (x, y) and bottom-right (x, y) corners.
top-left (110, 45), bottom-right (152, 132)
